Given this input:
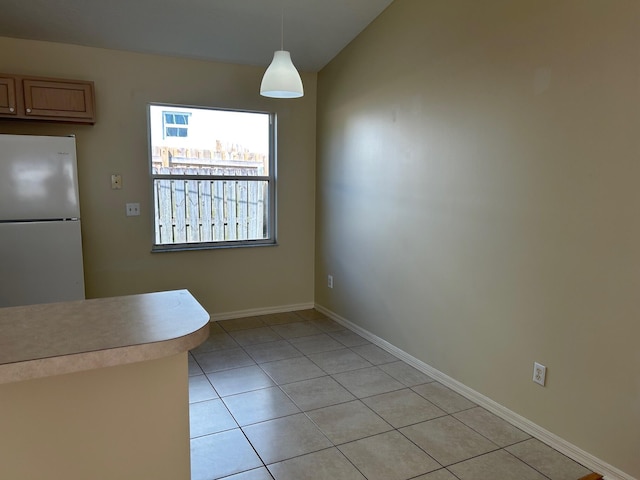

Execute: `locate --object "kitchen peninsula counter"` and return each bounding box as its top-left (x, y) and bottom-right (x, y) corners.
top-left (0, 289), bottom-right (210, 480)
top-left (0, 289), bottom-right (210, 384)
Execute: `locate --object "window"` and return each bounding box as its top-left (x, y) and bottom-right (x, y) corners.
top-left (163, 111), bottom-right (190, 138)
top-left (148, 104), bottom-right (276, 251)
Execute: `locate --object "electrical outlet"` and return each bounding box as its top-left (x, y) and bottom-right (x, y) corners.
top-left (533, 362), bottom-right (546, 386)
top-left (126, 203), bottom-right (140, 216)
top-left (327, 275), bottom-right (333, 289)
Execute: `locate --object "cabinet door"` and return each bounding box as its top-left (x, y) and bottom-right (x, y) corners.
top-left (23, 78), bottom-right (95, 123)
top-left (0, 77), bottom-right (17, 115)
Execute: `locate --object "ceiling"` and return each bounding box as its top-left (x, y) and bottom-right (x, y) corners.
top-left (0, 0), bottom-right (394, 72)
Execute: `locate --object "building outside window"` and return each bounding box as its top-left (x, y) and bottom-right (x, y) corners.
top-left (162, 111), bottom-right (191, 138)
top-left (148, 104), bottom-right (276, 251)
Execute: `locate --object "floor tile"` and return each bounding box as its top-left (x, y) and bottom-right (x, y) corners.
top-left (454, 407), bottom-right (530, 447)
top-left (350, 344), bottom-right (399, 365)
top-left (412, 382), bottom-right (476, 413)
top-left (339, 430), bottom-right (441, 480)
top-left (243, 413), bottom-right (332, 464)
top-left (400, 416), bottom-right (498, 466)
top-left (268, 448), bottom-right (366, 480)
top-left (259, 357), bottom-right (325, 384)
top-left (270, 321), bottom-right (322, 339)
top-left (207, 365), bottom-right (275, 397)
top-left (229, 327), bottom-right (283, 346)
top-left (378, 361), bottom-right (435, 387)
top-left (289, 333), bottom-right (344, 355)
top-left (280, 375), bottom-right (356, 411)
top-left (243, 340), bottom-right (303, 364)
top-left (218, 316), bottom-right (268, 331)
top-left (307, 400), bottom-right (393, 444)
top-left (309, 317), bottom-right (345, 332)
top-left (261, 312), bottom-right (302, 325)
top-left (189, 398), bottom-right (238, 438)
top-left (308, 348), bottom-right (372, 374)
top-left (193, 347), bottom-right (255, 373)
top-left (222, 387), bottom-right (300, 426)
top-left (191, 429), bottom-right (262, 480)
top-left (189, 354), bottom-right (204, 376)
top-left (362, 388), bottom-right (446, 428)
top-left (207, 321), bottom-right (224, 334)
top-left (412, 470), bottom-right (459, 480)
top-left (329, 329), bottom-right (371, 347)
top-left (449, 449), bottom-right (548, 480)
top-left (189, 374), bottom-right (219, 403)
top-left (223, 467), bottom-right (274, 480)
top-left (333, 366), bottom-right (405, 398)
top-left (191, 332), bottom-right (239, 354)
top-left (506, 438), bottom-right (592, 480)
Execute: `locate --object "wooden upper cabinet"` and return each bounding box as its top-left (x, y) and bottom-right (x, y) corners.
top-left (0, 77), bottom-right (17, 116)
top-left (23, 78), bottom-right (95, 122)
top-left (0, 74), bottom-right (95, 124)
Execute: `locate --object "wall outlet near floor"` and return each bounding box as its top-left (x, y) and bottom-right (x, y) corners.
top-left (533, 362), bottom-right (546, 386)
top-left (327, 275), bottom-right (334, 289)
top-left (126, 202), bottom-right (140, 216)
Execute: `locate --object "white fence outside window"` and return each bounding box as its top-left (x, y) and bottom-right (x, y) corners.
top-left (153, 167), bottom-right (268, 245)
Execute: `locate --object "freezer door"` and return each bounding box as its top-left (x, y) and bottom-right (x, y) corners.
top-left (0, 134), bottom-right (80, 221)
top-left (0, 221), bottom-right (85, 307)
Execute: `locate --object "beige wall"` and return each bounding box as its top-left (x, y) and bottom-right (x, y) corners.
top-left (0, 36), bottom-right (317, 316)
top-left (316, 0), bottom-right (639, 477)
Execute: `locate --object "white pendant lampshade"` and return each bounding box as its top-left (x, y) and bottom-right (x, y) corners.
top-left (260, 50), bottom-right (304, 98)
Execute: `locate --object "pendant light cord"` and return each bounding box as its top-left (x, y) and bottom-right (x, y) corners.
top-left (280, 9), bottom-right (284, 50)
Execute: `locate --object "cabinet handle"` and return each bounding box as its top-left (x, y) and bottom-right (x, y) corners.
top-left (26, 108), bottom-right (32, 113)
top-left (9, 107), bottom-right (14, 112)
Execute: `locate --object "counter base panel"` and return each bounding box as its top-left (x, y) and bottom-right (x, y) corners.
top-left (0, 353), bottom-right (190, 480)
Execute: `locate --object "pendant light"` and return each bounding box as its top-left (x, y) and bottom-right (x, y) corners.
top-left (260, 11), bottom-right (304, 98)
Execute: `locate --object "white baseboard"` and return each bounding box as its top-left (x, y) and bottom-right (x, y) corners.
top-left (314, 304), bottom-right (635, 480)
top-left (211, 302), bottom-right (315, 322)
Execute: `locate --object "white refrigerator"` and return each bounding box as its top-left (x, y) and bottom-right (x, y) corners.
top-left (0, 134), bottom-right (85, 307)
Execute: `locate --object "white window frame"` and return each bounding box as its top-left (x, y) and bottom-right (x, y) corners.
top-left (148, 103), bottom-right (277, 251)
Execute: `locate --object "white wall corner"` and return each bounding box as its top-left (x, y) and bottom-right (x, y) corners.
top-left (314, 304), bottom-right (636, 480)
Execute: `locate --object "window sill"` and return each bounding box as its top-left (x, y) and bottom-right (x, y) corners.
top-left (151, 240), bottom-right (278, 253)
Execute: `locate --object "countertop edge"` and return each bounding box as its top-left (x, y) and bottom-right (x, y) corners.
top-left (0, 322), bottom-right (210, 385)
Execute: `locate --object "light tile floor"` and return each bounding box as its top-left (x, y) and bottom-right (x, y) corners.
top-left (189, 309), bottom-right (594, 480)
